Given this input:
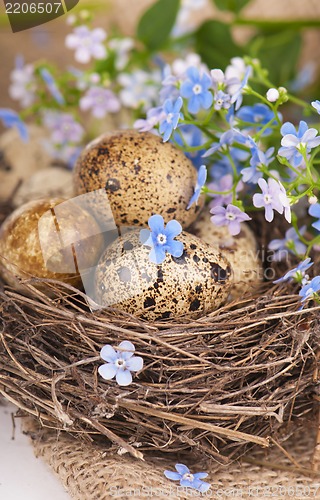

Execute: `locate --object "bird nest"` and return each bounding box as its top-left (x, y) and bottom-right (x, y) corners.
top-left (0, 197), bottom-right (320, 466)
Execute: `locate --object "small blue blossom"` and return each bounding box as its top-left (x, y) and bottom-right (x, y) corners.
top-left (0, 108), bottom-right (28, 141)
top-left (299, 276), bottom-right (320, 303)
top-left (210, 204), bottom-right (251, 236)
top-left (65, 25), bottom-right (107, 64)
top-left (311, 100), bottom-right (320, 114)
top-left (164, 463), bottom-right (210, 493)
top-left (241, 147), bottom-right (274, 184)
top-left (214, 90), bottom-right (231, 110)
top-left (236, 103), bottom-right (279, 136)
top-left (39, 68), bottom-right (65, 105)
top-left (230, 66), bottom-right (251, 110)
top-left (203, 129), bottom-right (246, 157)
top-left (43, 111), bottom-right (84, 145)
top-left (80, 86), bottom-right (120, 119)
top-left (253, 178), bottom-right (291, 223)
top-left (140, 215), bottom-right (184, 265)
top-left (159, 97), bottom-right (183, 142)
top-left (98, 341), bottom-right (143, 386)
top-left (173, 125), bottom-right (206, 169)
top-left (134, 106), bottom-right (165, 133)
top-left (180, 67), bottom-right (213, 114)
top-left (278, 121), bottom-right (320, 167)
top-left (309, 203), bottom-right (320, 232)
top-left (268, 226), bottom-right (307, 261)
top-left (274, 258), bottom-right (313, 284)
top-left (187, 165), bottom-right (207, 209)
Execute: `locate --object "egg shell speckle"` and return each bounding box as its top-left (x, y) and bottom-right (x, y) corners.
top-left (0, 198), bottom-right (104, 293)
top-left (73, 130), bottom-right (204, 228)
top-left (94, 230), bottom-right (232, 321)
top-left (191, 209), bottom-right (263, 300)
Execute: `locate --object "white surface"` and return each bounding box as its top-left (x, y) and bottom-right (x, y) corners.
top-left (0, 402), bottom-right (70, 500)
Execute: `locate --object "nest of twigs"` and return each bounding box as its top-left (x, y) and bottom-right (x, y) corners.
top-left (0, 196), bottom-right (320, 465)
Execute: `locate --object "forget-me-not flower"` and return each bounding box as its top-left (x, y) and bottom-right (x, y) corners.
top-left (140, 215), bottom-right (184, 265)
top-left (268, 226), bottom-right (307, 261)
top-left (164, 463), bottom-right (210, 493)
top-left (311, 100), bottom-right (320, 114)
top-left (241, 147), bottom-right (274, 184)
top-left (203, 128), bottom-right (246, 157)
top-left (236, 103), bottom-right (278, 136)
top-left (180, 66), bottom-right (213, 114)
top-left (40, 68), bottom-right (65, 105)
top-left (80, 87), bottom-right (120, 119)
top-left (278, 121), bottom-right (320, 167)
top-left (98, 341), bottom-right (143, 386)
top-left (0, 108), bottom-right (28, 141)
top-left (187, 165), bottom-right (207, 209)
top-left (309, 203), bottom-right (320, 232)
top-left (159, 97), bottom-right (183, 142)
top-left (210, 204), bottom-right (251, 236)
top-left (299, 276), bottom-right (320, 303)
top-left (274, 258), bottom-right (313, 284)
top-left (65, 25), bottom-right (107, 64)
top-left (253, 178), bottom-right (291, 223)
top-left (134, 106), bottom-right (165, 133)
top-left (43, 111), bottom-right (84, 145)
top-left (9, 56), bottom-right (36, 108)
top-left (213, 90), bottom-right (231, 110)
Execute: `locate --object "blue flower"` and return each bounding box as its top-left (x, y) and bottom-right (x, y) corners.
top-left (213, 90), bottom-right (231, 110)
top-left (299, 276), bottom-right (320, 303)
top-left (140, 215), bottom-right (184, 265)
top-left (173, 125), bottom-right (206, 169)
top-left (187, 164), bottom-right (207, 209)
top-left (236, 103), bottom-right (279, 136)
top-left (309, 202), bottom-right (320, 232)
top-left (180, 67), bottom-right (213, 114)
top-left (134, 106), bottom-right (165, 133)
top-left (241, 147), bottom-right (274, 184)
top-left (0, 108), bottom-right (28, 141)
top-left (40, 68), bottom-right (65, 105)
top-left (230, 66), bottom-right (251, 110)
top-left (253, 178), bottom-right (291, 223)
top-left (311, 100), bottom-right (320, 114)
top-left (278, 121), bottom-right (320, 167)
top-left (268, 226), bottom-right (307, 261)
top-left (159, 97), bottom-right (183, 142)
top-left (203, 129), bottom-right (246, 157)
top-left (98, 341), bottom-right (143, 386)
top-left (164, 463), bottom-right (210, 493)
top-left (210, 204), bottom-right (251, 236)
top-left (274, 258), bottom-right (313, 284)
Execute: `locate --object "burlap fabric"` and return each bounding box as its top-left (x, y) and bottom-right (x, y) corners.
top-left (23, 417), bottom-right (320, 500)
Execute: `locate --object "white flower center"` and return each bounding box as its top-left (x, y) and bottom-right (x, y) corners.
top-left (166, 112), bottom-right (174, 124)
top-left (216, 99), bottom-right (223, 106)
top-left (264, 194), bottom-right (272, 204)
top-left (192, 84), bottom-right (202, 95)
top-left (115, 358), bottom-right (126, 369)
top-left (182, 473), bottom-right (194, 482)
top-left (157, 233), bottom-right (167, 245)
top-left (226, 212), bottom-right (236, 220)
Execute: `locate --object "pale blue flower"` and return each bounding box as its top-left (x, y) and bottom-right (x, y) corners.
top-left (187, 165), bottom-right (207, 209)
top-left (98, 341), bottom-right (143, 386)
top-left (309, 203), bottom-right (320, 232)
top-left (278, 121), bottom-right (320, 167)
top-left (274, 258), bottom-right (313, 284)
top-left (164, 463), bottom-right (210, 493)
top-left (253, 178), bottom-right (291, 223)
top-left (311, 100), bottom-right (320, 114)
top-left (40, 68), bottom-right (65, 105)
top-left (214, 90), bottom-right (231, 110)
top-left (299, 276), bottom-right (320, 302)
top-left (230, 66), bottom-right (251, 110)
top-left (80, 87), bottom-right (120, 119)
top-left (65, 25), bottom-right (107, 64)
top-left (236, 103), bottom-right (278, 136)
top-left (0, 108), bottom-right (28, 141)
top-left (268, 226), bottom-right (307, 261)
top-left (140, 215), bottom-right (184, 265)
top-left (134, 106), bottom-right (165, 133)
top-left (203, 129), bottom-right (246, 157)
top-left (180, 67), bottom-right (213, 114)
top-left (159, 97), bottom-right (183, 142)
top-left (9, 56), bottom-right (36, 108)
top-left (43, 111), bottom-right (84, 145)
top-left (241, 147), bottom-right (274, 184)
top-left (210, 204), bottom-right (251, 236)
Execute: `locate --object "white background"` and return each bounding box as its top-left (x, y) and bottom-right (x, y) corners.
top-left (0, 401), bottom-right (70, 500)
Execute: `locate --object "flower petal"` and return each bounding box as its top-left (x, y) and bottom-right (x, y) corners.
top-left (165, 220), bottom-right (182, 239)
top-left (168, 240), bottom-right (184, 258)
top-left (140, 229), bottom-right (152, 247)
top-left (117, 340), bottom-right (135, 359)
top-left (148, 214), bottom-right (165, 234)
top-left (175, 463), bottom-right (190, 475)
top-left (98, 363), bottom-right (117, 380)
top-left (149, 246), bottom-right (166, 264)
top-left (126, 355), bottom-right (144, 372)
top-left (164, 471), bottom-right (181, 481)
top-left (100, 344), bottom-right (117, 363)
top-left (116, 369), bottom-right (133, 386)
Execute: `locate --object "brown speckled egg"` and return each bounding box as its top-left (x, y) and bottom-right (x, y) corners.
top-left (191, 209), bottom-right (263, 300)
top-left (73, 130), bottom-right (204, 228)
top-left (94, 230), bottom-right (232, 321)
top-left (0, 198), bottom-right (104, 293)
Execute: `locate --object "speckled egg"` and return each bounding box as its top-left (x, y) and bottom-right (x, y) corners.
top-left (0, 198), bottom-right (104, 293)
top-left (73, 130), bottom-right (204, 228)
top-left (94, 230), bottom-right (232, 321)
top-left (12, 167), bottom-right (74, 207)
top-left (0, 125), bottom-right (52, 201)
top-left (191, 209), bottom-right (263, 300)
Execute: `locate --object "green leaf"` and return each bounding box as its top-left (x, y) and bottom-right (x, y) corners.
top-left (247, 30), bottom-right (302, 86)
top-left (195, 20), bottom-right (243, 69)
top-left (212, 0), bottom-right (252, 14)
top-left (137, 0), bottom-right (180, 51)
